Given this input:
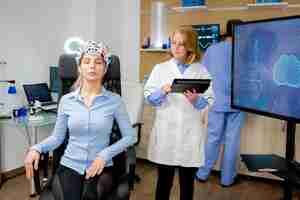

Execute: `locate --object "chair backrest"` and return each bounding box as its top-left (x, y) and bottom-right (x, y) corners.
top-left (53, 54), bottom-right (126, 176)
top-left (103, 55), bottom-right (122, 95)
top-left (58, 54), bottom-right (121, 95)
top-left (58, 54), bottom-right (78, 97)
top-left (50, 54), bottom-right (78, 174)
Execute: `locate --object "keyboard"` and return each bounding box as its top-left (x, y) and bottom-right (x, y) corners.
top-left (0, 112), bottom-right (11, 119)
top-left (41, 104), bottom-right (57, 111)
top-left (41, 101), bottom-right (57, 106)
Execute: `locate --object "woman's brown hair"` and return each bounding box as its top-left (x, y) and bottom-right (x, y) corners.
top-left (71, 53), bottom-right (106, 90)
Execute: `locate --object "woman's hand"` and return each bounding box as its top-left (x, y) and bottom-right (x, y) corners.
top-left (24, 149), bottom-right (40, 179)
top-left (85, 157), bottom-right (106, 179)
top-left (184, 89), bottom-right (200, 104)
top-left (161, 84), bottom-right (172, 95)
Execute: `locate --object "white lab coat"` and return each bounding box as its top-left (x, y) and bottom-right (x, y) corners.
top-left (144, 59), bottom-right (214, 167)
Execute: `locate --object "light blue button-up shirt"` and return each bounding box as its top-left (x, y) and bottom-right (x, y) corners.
top-left (147, 59), bottom-right (209, 110)
top-left (32, 88), bottom-right (137, 175)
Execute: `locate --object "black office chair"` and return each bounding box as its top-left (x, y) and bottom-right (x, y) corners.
top-left (33, 54), bottom-right (141, 200)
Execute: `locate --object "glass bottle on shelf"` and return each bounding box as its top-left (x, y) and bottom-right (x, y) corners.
top-left (5, 80), bottom-right (22, 119)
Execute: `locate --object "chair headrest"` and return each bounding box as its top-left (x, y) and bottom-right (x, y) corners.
top-left (104, 55), bottom-right (120, 80)
top-left (58, 54), bottom-right (78, 79)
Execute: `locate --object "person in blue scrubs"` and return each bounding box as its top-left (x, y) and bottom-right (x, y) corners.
top-left (196, 19), bottom-right (245, 187)
top-left (24, 41), bottom-right (137, 199)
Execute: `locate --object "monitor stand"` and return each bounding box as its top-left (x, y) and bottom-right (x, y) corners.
top-left (283, 121), bottom-right (297, 200)
top-left (241, 121), bottom-right (300, 200)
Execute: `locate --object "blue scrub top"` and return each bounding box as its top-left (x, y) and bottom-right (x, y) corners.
top-left (201, 41), bottom-right (237, 112)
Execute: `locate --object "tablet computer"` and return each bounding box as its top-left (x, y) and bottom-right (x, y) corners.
top-left (171, 79), bottom-right (211, 93)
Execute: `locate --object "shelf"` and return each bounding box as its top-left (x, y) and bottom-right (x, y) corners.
top-left (247, 2), bottom-right (289, 9)
top-left (241, 154), bottom-right (300, 186)
top-left (170, 5), bottom-right (207, 13)
top-left (171, 5), bottom-right (248, 12)
top-left (241, 154), bottom-right (287, 172)
top-left (288, 4), bottom-right (300, 8)
top-left (140, 48), bottom-right (169, 52)
top-left (208, 6), bottom-right (248, 11)
top-left (169, 2), bottom-right (293, 13)
top-left (142, 2), bottom-right (300, 16)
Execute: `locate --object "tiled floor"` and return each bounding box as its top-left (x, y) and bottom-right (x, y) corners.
top-left (0, 160), bottom-right (299, 200)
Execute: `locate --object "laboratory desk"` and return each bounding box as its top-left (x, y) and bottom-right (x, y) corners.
top-left (0, 112), bottom-right (56, 196)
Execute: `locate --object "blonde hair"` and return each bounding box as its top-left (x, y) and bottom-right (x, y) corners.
top-left (170, 28), bottom-right (201, 64)
top-left (71, 54), bottom-right (84, 90)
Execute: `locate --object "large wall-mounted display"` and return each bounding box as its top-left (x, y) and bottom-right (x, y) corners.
top-left (232, 16), bottom-right (300, 122)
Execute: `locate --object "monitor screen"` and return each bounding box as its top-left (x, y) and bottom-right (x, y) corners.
top-left (23, 83), bottom-right (53, 104)
top-left (192, 24), bottom-right (220, 50)
top-left (232, 16), bottom-right (300, 122)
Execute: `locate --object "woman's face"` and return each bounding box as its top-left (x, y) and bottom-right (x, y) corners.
top-left (171, 32), bottom-right (188, 62)
top-left (79, 54), bottom-right (106, 82)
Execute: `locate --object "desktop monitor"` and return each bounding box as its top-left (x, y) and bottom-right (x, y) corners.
top-left (192, 24), bottom-right (220, 50)
top-left (232, 15), bottom-right (300, 122)
top-left (23, 83), bottom-right (53, 105)
top-left (50, 65), bottom-right (61, 93)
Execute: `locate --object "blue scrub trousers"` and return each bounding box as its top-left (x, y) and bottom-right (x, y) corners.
top-left (196, 111), bottom-right (245, 185)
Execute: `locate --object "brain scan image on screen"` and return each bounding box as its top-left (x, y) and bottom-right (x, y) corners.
top-left (234, 27), bottom-right (278, 110)
top-left (273, 54), bottom-right (300, 88)
top-left (233, 17), bottom-right (300, 120)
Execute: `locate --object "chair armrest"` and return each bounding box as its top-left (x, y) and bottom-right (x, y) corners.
top-left (33, 168), bottom-right (42, 195)
top-left (132, 122), bottom-right (144, 146)
top-left (126, 146), bottom-right (136, 168)
top-left (33, 152), bottom-right (50, 195)
top-left (132, 122), bottom-right (143, 127)
top-left (126, 146), bottom-right (135, 191)
top-left (127, 122), bottom-right (144, 189)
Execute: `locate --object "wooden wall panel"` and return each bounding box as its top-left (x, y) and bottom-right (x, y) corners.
top-left (140, 0), bottom-right (300, 80)
top-left (138, 0), bottom-right (300, 177)
top-left (140, 51), bottom-right (170, 80)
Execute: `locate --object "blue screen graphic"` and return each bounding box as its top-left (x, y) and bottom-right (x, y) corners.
top-left (232, 17), bottom-right (300, 120)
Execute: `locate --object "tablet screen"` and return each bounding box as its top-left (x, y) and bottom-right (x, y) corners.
top-left (171, 79), bottom-right (211, 93)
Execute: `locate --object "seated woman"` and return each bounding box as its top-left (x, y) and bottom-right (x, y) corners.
top-left (24, 40), bottom-right (137, 200)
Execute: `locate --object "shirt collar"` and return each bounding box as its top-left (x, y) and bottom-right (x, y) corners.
top-left (69, 87), bottom-right (110, 101)
top-left (171, 58), bottom-right (190, 75)
top-left (171, 58), bottom-right (190, 68)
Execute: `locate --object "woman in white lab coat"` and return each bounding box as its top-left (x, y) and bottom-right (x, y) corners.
top-left (144, 28), bottom-right (214, 200)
